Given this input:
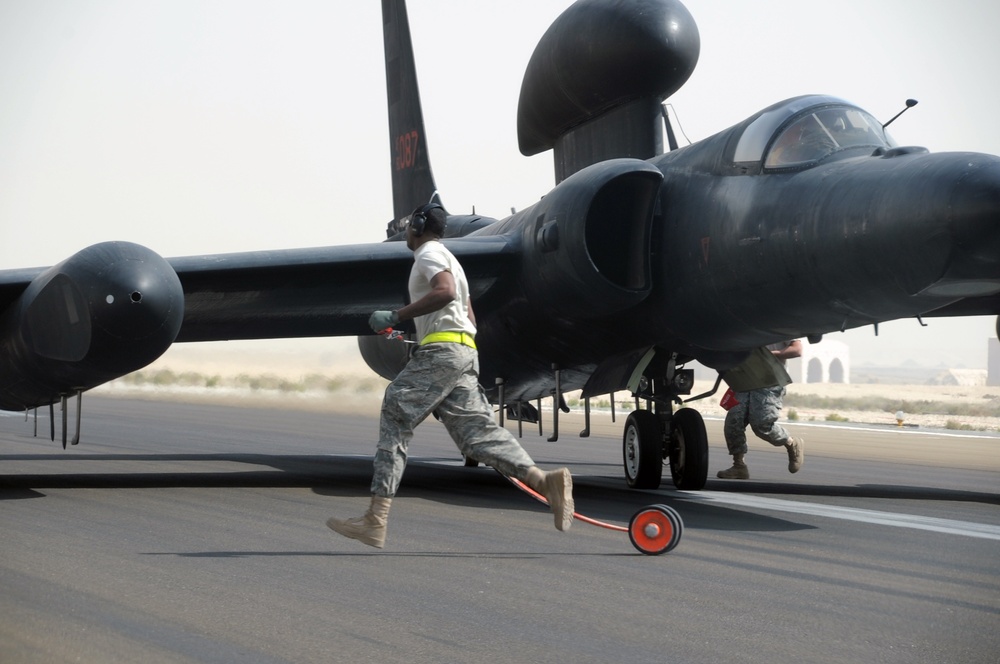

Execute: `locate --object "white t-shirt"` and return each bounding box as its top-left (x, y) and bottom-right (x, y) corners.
top-left (409, 241), bottom-right (477, 341)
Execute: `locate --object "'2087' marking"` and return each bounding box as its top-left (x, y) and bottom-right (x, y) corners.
top-left (394, 131), bottom-right (419, 170)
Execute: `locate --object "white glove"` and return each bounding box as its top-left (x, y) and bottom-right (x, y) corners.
top-left (369, 310), bottom-right (399, 333)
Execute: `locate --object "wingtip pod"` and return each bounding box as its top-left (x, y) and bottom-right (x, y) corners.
top-left (0, 242), bottom-right (183, 410)
top-left (517, 0), bottom-right (700, 156)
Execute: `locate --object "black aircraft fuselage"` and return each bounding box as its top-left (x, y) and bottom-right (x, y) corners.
top-left (400, 95), bottom-right (1000, 404)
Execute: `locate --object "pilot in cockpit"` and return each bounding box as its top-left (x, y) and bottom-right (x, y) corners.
top-left (766, 114), bottom-right (838, 167)
top-left (762, 105), bottom-right (892, 169)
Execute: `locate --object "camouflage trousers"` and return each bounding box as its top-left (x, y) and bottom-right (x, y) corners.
top-left (723, 385), bottom-right (791, 456)
top-left (371, 342), bottom-right (535, 498)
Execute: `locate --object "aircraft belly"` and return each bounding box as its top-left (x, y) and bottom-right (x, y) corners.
top-left (473, 305), bottom-right (673, 404)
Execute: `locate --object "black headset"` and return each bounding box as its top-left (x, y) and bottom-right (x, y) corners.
top-left (409, 203), bottom-right (443, 237)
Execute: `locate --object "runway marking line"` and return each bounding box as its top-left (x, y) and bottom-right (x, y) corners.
top-left (681, 491), bottom-right (1000, 541)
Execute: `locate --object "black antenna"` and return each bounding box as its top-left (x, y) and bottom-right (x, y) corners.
top-left (661, 105), bottom-right (679, 151)
top-left (661, 103), bottom-right (692, 149)
top-left (882, 98), bottom-right (918, 129)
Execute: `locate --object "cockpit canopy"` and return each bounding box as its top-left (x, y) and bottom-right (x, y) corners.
top-left (765, 106), bottom-right (893, 168)
top-left (733, 95), bottom-right (897, 170)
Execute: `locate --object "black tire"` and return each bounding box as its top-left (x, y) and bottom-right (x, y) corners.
top-left (622, 410), bottom-right (663, 489)
top-left (669, 408), bottom-right (708, 490)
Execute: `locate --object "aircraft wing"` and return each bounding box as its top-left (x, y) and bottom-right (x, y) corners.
top-left (170, 234), bottom-right (518, 342)
top-left (0, 233), bottom-right (516, 412)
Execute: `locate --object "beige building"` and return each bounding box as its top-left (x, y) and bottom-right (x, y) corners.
top-left (786, 338), bottom-right (850, 384)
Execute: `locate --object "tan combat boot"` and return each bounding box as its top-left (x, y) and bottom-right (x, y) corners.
top-left (525, 467), bottom-right (574, 531)
top-left (785, 437), bottom-right (804, 473)
top-left (326, 496), bottom-right (392, 549)
top-left (717, 454), bottom-right (749, 480)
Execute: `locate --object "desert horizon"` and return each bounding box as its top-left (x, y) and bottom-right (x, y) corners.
top-left (89, 339), bottom-right (1000, 435)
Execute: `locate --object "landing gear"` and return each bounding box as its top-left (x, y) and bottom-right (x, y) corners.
top-left (620, 406), bottom-right (708, 490)
top-left (619, 356), bottom-right (709, 490)
top-left (668, 408), bottom-right (708, 490)
top-left (623, 410), bottom-right (663, 489)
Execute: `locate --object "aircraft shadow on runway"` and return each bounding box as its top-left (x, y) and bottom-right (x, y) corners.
top-left (7, 451), bottom-right (995, 541)
top-left (141, 550), bottom-right (634, 559)
top-left (0, 451), bottom-right (815, 532)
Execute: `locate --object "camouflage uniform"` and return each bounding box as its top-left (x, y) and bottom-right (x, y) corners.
top-left (329, 216), bottom-right (572, 547)
top-left (722, 384), bottom-right (791, 456)
top-left (371, 336), bottom-right (535, 498)
top-left (369, 234), bottom-right (542, 497)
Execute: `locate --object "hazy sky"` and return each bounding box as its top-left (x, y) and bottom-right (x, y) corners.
top-left (1, 0), bottom-right (997, 368)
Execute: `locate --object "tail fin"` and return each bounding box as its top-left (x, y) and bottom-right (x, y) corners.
top-left (382, 0), bottom-right (442, 236)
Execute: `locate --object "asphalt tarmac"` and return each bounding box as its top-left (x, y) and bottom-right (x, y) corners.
top-left (2, 396), bottom-right (998, 664)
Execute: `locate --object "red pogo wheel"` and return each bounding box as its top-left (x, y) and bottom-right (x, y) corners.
top-left (628, 504), bottom-right (683, 555)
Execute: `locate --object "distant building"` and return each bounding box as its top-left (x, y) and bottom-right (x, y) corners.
top-left (930, 369), bottom-right (987, 386)
top-left (786, 338), bottom-right (850, 384)
top-left (989, 339), bottom-right (1000, 386)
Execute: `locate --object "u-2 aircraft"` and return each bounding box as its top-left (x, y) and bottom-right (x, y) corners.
top-left (1, 0), bottom-right (998, 490)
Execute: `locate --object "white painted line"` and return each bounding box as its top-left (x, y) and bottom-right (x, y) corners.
top-left (701, 415), bottom-right (999, 440)
top-left (681, 490), bottom-right (1000, 541)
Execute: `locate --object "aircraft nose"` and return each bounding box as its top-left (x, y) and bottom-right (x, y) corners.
top-left (921, 155), bottom-right (1000, 298)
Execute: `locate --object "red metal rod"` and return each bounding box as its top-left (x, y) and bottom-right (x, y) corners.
top-left (507, 476), bottom-right (628, 533)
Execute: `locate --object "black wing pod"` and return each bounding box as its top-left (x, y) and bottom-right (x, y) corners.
top-left (0, 242), bottom-right (183, 410)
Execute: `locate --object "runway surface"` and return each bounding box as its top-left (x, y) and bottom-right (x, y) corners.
top-left (2, 396), bottom-right (998, 663)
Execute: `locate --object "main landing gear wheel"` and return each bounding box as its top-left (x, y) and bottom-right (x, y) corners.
top-left (668, 408), bottom-right (709, 490)
top-left (623, 410), bottom-right (663, 489)
top-left (628, 504), bottom-right (683, 555)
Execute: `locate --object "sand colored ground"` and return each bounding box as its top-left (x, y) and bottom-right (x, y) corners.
top-left (90, 337), bottom-right (998, 429)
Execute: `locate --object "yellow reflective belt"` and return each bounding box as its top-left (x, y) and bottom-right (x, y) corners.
top-left (419, 331), bottom-right (477, 349)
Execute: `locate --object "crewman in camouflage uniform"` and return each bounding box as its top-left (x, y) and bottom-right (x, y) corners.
top-left (717, 340), bottom-right (805, 480)
top-left (326, 203), bottom-right (574, 548)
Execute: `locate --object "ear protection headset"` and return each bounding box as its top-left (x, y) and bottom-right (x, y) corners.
top-left (409, 203), bottom-right (443, 237)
